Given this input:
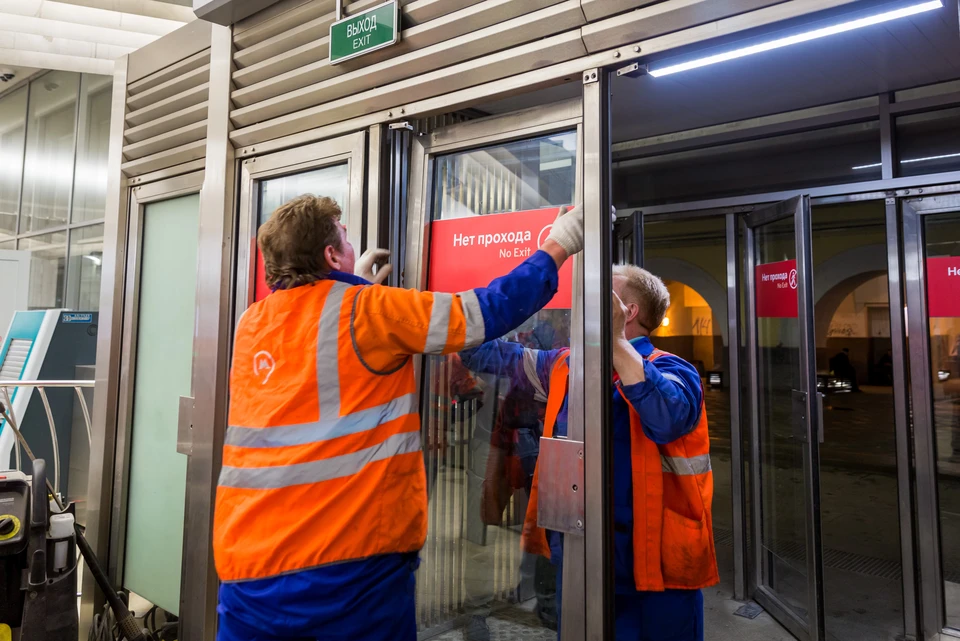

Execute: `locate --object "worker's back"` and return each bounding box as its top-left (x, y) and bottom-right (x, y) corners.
top-left (214, 279), bottom-right (425, 583)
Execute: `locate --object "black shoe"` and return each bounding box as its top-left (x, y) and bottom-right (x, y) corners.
top-left (465, 615), bottom-right (491, 641)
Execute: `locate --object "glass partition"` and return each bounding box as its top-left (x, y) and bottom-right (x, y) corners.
top-left (0, 87), bottom-right (27, 240)
top-left (417, 129), bottom-right (576, 638)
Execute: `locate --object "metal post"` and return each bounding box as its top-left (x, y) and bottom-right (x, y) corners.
top-left (632, 210), bottom-right (643, 266)
top-left (902, 201), bottom-right (943, 640)
top-left (795, 196), bottom-right (825, 641)
top-left (336, 0), bottom-right (343, 21)
top-left (725, 213), bottom-right (748, 601)
top-left (580, 66), bottom-right (614, 641)
top-left (180, 24), bottom-right (236, 641)
top-left (82, 54), bottom-right (129, 634)
top-left (883, 197), bottom-right (918, 638)
top-left (880, 93), bottom-right (897, 181)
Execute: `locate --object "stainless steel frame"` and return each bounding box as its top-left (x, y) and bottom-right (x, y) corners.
top-left (182, 24), bottom-right (235, 641)
top-left (580, 67), bottom-right (613, 641)
top-left (235, 131), bottom-right (367, 316)
top-left (109, 170), bottom-right (205, 588)
top-left (83, 53), bottom-right (130, 633)
top-left (402, 95), bottom-right (595, 638)
top-left (903, 192), bottom-right (960, 641)
top-left (743, 196), bottom-right (824, 641)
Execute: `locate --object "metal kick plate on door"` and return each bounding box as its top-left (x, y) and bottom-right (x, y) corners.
top-left (177, 395), bottom-right (195, 456)
top-left (791, 389), bottom-right (808, 443)
top-left (537, 437), bottom-right (585, 535)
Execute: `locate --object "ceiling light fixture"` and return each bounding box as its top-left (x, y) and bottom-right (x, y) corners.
top-left (649, 1), bottom-right (944, 77)
top-left (853, 151), bottom-right (960, 170)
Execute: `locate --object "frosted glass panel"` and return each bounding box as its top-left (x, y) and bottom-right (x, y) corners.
top-left (123, 193), bottom-right (199, 615)
top-left (21, 71), bottom-right (79, 232)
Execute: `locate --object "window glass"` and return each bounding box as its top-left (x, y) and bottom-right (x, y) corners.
top-left (19, 231), bottom-right (67, 309)
top-left (433, 132), bottom-right (576, 219)
top-left (415, 130), bottom-right (576, 637)
top-left (67, 224), bottom-right (104, 310)
top-left (0, 88), bottom-right (27, 240)
top-left (896, 107), bottom-right (960, 177)
top-left (21, 71), bottom-right (79, 232)
top-left (72, 74), bottom-right (112, 223)
top-left (616, 122), bottom-right (882, 207)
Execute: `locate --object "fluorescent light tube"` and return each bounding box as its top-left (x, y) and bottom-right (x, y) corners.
top-left (649, 1), bottom-right (944, 77)
top-left (853, 151), bottom-right (960, 170)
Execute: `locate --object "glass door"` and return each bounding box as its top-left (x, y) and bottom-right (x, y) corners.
top-left (744, 196), bottom-right (824, 641)
top-left (112, 172), bottom-right (204, 617)
top-left (235, 132), bottom-right (367, 311)
top-left (404, 100), bottom-right (583, 639)
top-left (902, 194), bottom-right (960, 639)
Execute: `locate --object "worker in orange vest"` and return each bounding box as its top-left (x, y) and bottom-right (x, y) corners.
top-left (462, 265), bottom-right (718, 640)
top-left (213, 195), bottom-right (584, 641)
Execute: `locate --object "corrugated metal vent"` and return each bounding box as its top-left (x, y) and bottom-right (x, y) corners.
top-left (0, 339), bottom-right (32, 381)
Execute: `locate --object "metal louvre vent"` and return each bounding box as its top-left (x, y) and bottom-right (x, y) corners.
top-left (0, 339), bottom-right (32, 381)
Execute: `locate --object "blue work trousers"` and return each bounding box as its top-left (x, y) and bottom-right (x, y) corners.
top-left (555, 554), bottom-right (704, 641)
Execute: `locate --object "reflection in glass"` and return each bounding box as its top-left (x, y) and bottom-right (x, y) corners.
top-left (258, 164), bottom-right (350, 225)
top-left (19, 231), bottom-right (67, 309)
top-left (21, 71), bottom-right (79, 232)
top-left (417, 131), bottom-right (576, 638)
top-left (433, 132), bottom-right (576, 219)
top-left (896, 107), bottom-right (960, 177)
top-left (67, 225), bottom-right (104, 310)
top-left (0, 88), bottom-right (27, 239)
top-left (643, 217), bottom-right (733, 583)
top-left (753, 217), bottom-right (809, 617)
top-left (924, 212), bottom-right (960, 630)
top-left (72, 74), bottom-right (112, 223)
top-left (812, 202), bottom-right (902, 639)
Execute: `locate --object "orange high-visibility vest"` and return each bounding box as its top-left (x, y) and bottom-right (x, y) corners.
top-left (523, 349), bottom-right (719, 592)
top-left (214, 279), bottom-right (485, 582)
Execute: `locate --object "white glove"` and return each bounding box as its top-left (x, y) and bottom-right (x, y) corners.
top-left (355, 248), bottom-right (392, 285)
top-left (546, 204), bottom-right (584, 256)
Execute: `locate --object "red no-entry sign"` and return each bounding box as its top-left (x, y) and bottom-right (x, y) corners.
top-left (428, 208), bottom-right (572, 309)
top-left (926, 256), bottom-right (960, 318)
top-left (755, 259), bottom-right (798, 318)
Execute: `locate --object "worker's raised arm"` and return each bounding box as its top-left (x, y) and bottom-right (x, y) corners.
top-left (352, 206), bottom-right (583, 372)
top-left (461, 339), bottom-right (566, 402)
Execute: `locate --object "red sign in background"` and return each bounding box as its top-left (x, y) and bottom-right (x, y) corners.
top-left (926, 256), bottom-right (960, 318)
top-left (428, 208), bottom-right (572, 309)
top-left (755, 259), bottom-right (798, 318)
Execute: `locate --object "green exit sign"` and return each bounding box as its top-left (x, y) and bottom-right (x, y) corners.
top-left (329, 1), bottom-right (399, 65)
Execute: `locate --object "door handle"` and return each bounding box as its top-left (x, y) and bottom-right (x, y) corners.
top-left (817, 392), bottom-right (825, 444)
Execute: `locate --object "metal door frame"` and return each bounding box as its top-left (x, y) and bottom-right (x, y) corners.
top-left (743, 195), bottom-right (824, 641)
top-left (109, 170), bottom-right (204, 600)
top-left (234, 131), bottom-right (367, 317)
top-left (403, 96), bottom-right (601, 638)
top-left (903, 192), bottom-right (960, 641)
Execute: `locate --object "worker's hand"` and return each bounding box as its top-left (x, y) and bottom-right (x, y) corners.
top-left (545, 204), bottom-right (584, 256)
top-left (355, 248), bottom-right (392, 285)
top-left (612, 289), bottom-right (628, 340)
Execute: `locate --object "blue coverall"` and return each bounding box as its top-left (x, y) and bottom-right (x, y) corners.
top-left (216, 251), bottom-right (561, 641)
top-left (461, 336), bottom-right (705, 641)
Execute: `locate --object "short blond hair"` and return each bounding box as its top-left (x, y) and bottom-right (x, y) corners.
top-left (613, 264), bottom-right (670, 330)
top-left (258, 195), bottom-right (342, 290)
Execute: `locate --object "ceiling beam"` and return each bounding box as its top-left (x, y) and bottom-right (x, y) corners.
top-left (50, 0), bottom-right (196, 22)
top-left (0, 0), bottom-right (189, 35)
top-left (0, 48), bottom-right (115, 74)
top-left (0, 13), bottom-right (158, 48)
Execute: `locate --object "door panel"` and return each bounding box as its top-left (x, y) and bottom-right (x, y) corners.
top-left (745, 196), bottom-right (823, 641)
top-left (236, 132), bottom-right (367, 312)
top-left (903, 195), bottom-right (960, 638)
top-left (404, 105), bottom-right (583, 639)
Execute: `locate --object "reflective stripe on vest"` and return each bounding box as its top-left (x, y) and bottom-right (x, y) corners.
top-left (218, 282), bottom-right (420, 490)
top-left (661, 453), bottom-right (712, 476)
